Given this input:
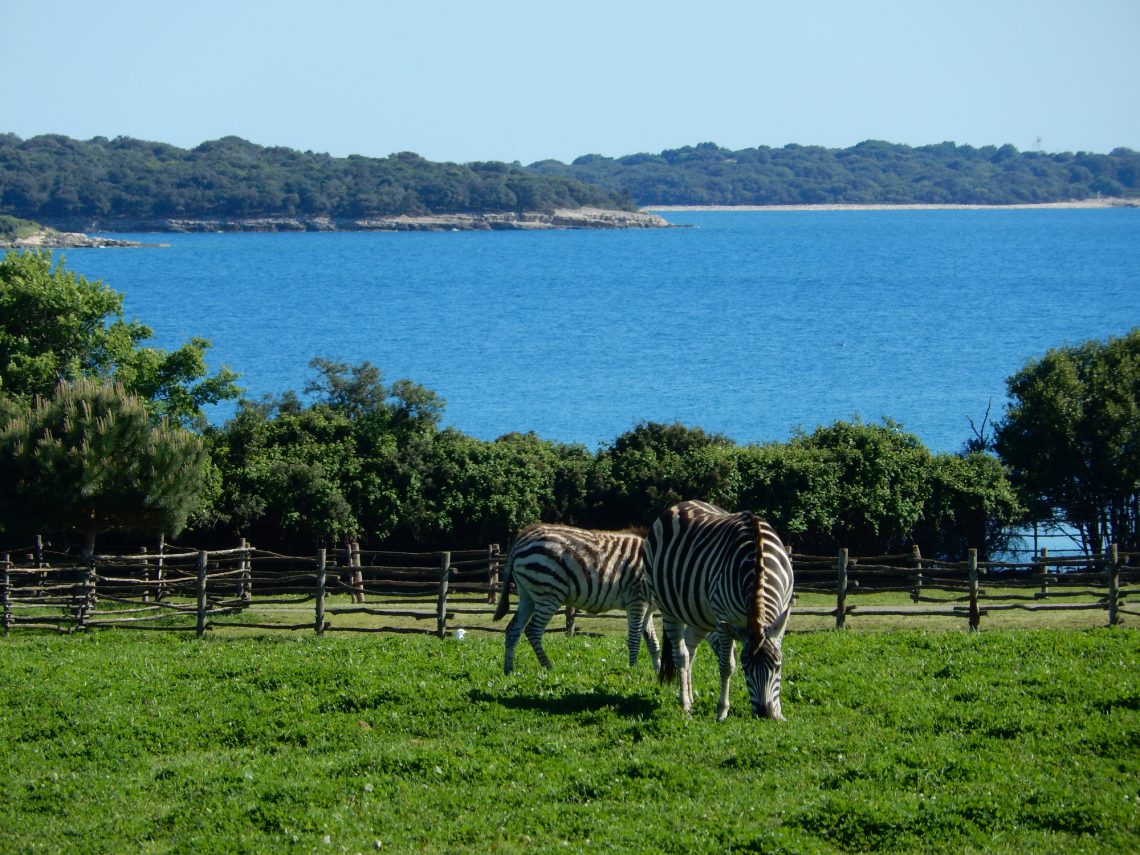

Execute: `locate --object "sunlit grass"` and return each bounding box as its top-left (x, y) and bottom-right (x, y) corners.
top-left (2, 628), bottom-right (1137, 852)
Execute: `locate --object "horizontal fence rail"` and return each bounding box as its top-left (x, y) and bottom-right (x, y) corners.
top-left (793, 545), bottom-right (1137, 629)
top-left (1, 541), bottom-right (1136, 638)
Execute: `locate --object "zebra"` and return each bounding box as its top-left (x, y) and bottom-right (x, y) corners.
top-left (644, 500), bottom-right (794, 720)
top-left (493, 523), bottom-right (661, 675)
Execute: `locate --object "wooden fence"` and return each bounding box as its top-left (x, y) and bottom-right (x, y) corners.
top-left (0, 541), bottom-right (504, 638)
top-left (1, 541), bottom-right (1136, 637)
top-left (793, 545), bottom-right (1138, 629)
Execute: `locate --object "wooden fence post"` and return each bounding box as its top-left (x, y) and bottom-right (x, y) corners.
top-left (487, 544), bottom-right (500, 605)
top-left (437, 552), bottom-right (451, 638)
top-left (2, 553), bottom-right (10, 636)
top-left (316, 549), bottom-right (327, 635)
top-left (33, 533), bottom-right (46, 588)
top-left (836, 548), bottom-right (849, 629)
top-left (1037, 547), bottom-right (1049, 598)
top-left (141, 546), bottom-right (151, 603)
top-left (75, 553), bottom-right (97, 630)
top-left (196, 550), bottom-right (208, 637)
top-left (565, 606), bottom-right (577, 636)
top-left (911, 544), bottom-right (923, 602)
top-left (350, 541), bottom-right (364, 604)
top-left (240, 537), bottom-right (252, 607)
top-left (968, 548), bottom-right (981, 631)
top-left (155, 533), bottom-right (166, 603)
top-left (1108, 543), bottom-right (1120, 627)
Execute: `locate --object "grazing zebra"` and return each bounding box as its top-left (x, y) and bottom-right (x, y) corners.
top-left (644, 500), bottom-right (794, 720)
top-left (493, 523), bottom-right (660, 675)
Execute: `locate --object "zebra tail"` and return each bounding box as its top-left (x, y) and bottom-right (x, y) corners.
top-left (657, 624), bottom-right (676, 684)
top-left (492, 557), bottom-right (513, 621)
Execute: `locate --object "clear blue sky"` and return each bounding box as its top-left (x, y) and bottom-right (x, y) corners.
top-left (4, 0), bottom-right (1137, 163)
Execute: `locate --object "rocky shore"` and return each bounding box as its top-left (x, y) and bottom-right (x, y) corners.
top-left (0, 230), bottom-right (156, 249)
top-left (33, 207), bottom-right (670, 237)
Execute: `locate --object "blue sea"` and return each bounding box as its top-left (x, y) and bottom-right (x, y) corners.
top-left (60, 208), bottom-right (1140, 454)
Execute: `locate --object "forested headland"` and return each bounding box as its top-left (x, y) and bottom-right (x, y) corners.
top-left (0, 134), bottom-right (636, 231)
top-left (2, 134), bottom-right (1138, 233)
top-left (529, 140), bottom-right (1140, 206)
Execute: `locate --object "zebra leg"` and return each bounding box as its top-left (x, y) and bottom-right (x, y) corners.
top-left (662, 617), bottom-right (695, 712)
top-left (706, 630), bottom-right (737, 721)
top-left (683, 628), bottom-right (710, 713)
top-left (643, 611), bottom-right (661, 673)
top-left (626, 600), bottom-right (658, 670)
top-left (522, 600), bottom-right (561, 670)
top-left (503, 590), bottom-right (535, 675)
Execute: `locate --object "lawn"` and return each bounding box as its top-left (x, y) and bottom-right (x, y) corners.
top-left (1, 627), bottom-right (1137, 853)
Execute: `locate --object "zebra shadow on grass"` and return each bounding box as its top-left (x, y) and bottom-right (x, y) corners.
top-left (468, 688), bottom-right (657, 718)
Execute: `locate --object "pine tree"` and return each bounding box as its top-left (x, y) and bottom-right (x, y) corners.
top-left (0, 379), bottom-right (211, 554)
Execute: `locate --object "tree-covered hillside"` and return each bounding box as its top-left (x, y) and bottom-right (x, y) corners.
top-left (0, 134), bottom-right (634, 227)
top-left (528, 140), bottom-right (1140, 206)
top-left (4, 134), bottom-right (1138, 227)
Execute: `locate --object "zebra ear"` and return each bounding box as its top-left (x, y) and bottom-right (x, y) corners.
top-left (761, 606), bottom-right (791, 641)
top-left (748, 607), bottom-right (791, 655)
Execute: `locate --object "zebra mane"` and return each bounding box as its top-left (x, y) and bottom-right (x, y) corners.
top-left (514, 521), bottom-right (646, 539)
top-left (514, 522), bottom-right (547, 539)
top-left (748, 513), bottom-right (767, 648)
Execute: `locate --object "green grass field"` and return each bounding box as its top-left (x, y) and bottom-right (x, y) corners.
top-left (2, 627), bottom-right (1137, 853)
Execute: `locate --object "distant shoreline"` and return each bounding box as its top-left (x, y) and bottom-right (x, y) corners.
top-left (9, 208), bottom-right (669, 239)
top-left (643, 198), bottom-right (1139, 212)
top-left (0, 230), bottom-right (159, 250)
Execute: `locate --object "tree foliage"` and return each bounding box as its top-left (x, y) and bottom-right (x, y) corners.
top-left (0, 250), bottom-right (240, 429)
top-left (0, 380), bottom-right (212, 552)
top-left (198, 397), bottom-right (1024, 559)
top-left (0, 134), bottom-right (633, 228)
top-left (598, 421), bottom-right (739, 526)
top-left (790, 419), bottom-right (934, 554)
top-left (914, 452), bottom-right (1026, 561)
top-left (733, 424), bottom-right (1025, 558)
top-left (4, 135), bottom-right (1137, 228)
top-left (529, 140), bottom-right (1140, 206)
top-left (206, 359), bottom-right (445, 548)
top-left (994, 329), bottom-right (1140, 554)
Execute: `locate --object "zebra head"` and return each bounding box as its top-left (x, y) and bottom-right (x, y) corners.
top-left (721, 605), bottom-right (790, 718)
top-left (742, 609), bottom-right (789, 718)
top-left (720, 518), bottom-right (792, 718)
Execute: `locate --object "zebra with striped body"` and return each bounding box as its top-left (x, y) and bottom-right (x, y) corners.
top-left (493, 523), bottom-right (660, 675)
top-left (644, 500), bottom-right (794, 720)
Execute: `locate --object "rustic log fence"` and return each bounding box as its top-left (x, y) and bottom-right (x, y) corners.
top-left (793, 545), bottom-right (1138, 628)
top-left (0, 542), bottom-right (508, 638)
top-left (1, 541), bottom-right (1136, 637)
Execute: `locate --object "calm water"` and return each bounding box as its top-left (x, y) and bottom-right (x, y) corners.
top-left (60, 209), bottom-right (1140, 453)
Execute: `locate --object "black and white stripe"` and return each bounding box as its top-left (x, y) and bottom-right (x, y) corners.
top-left (493, 523), bottom-right (660, 675)
top-left (644, 500), bottom-right (794, 719)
